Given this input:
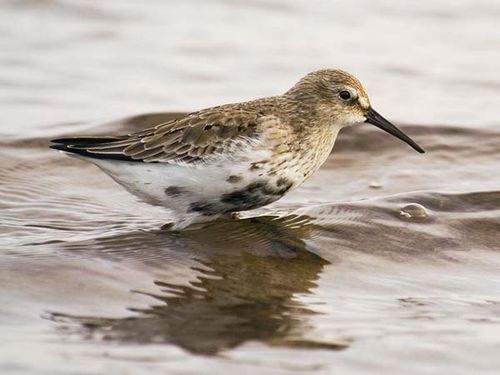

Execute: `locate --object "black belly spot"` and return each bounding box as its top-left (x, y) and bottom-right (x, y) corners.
top-left (165, 186), bottom-right (187, 197)
top-left (226, 175), bottom-right (242, 183)
top-left (276, 177), bottom-right (293, 193)
top-left (188, 201), bottom-right (221, 216)
top-left (220, 181), bottom-right (290, 211)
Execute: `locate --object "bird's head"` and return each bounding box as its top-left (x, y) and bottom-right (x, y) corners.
top-left (286, 69), bottom-right (424, 153)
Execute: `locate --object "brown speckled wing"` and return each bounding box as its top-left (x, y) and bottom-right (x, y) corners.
top-left (59, 105), bottom-right (272, 163)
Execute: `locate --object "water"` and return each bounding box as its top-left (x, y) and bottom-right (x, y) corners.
top-left (1, 1), bottom-right (500, 374)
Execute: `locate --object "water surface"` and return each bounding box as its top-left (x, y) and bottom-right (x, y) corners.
top-left (1, 1), bottom-right (500, 374)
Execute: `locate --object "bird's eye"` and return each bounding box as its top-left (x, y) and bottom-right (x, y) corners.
top-left (339, 91), bottom-right (351, 101)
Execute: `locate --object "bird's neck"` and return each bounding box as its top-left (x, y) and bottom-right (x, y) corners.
top-left (285, 121), bottom-right (340, 183)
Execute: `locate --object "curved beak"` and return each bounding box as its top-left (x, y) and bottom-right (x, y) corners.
top-left (365, 108), bottom-right (425, 153)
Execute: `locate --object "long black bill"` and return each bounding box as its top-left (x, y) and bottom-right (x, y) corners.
top-left (365, 108), bottom-right (425, 153)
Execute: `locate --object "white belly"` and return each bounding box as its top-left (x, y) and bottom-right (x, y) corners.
top-left (93, 160), bottom-right (243, 205)
top-left (84, 153), bottom-right (296, 228)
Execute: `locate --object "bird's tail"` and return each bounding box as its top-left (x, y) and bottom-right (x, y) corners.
top-left (50, 136), bottom-right (135, 161)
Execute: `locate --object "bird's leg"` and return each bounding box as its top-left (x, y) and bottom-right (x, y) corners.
top-left (220, 212), bottom-right (241, 220)
top-left (160, 222), bottom-right (175, 231)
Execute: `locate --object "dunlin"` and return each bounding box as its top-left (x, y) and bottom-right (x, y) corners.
top-left (51, 69), bottom-right (424, 229)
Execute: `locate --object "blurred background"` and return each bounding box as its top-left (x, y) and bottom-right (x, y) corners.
top-left (1, 0), bottom-right (499, 138)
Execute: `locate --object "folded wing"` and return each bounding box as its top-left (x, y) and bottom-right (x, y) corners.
top-left (51, 105), bottom-right (267, 164)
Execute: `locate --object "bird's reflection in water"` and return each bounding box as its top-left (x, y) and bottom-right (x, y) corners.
top-left (49, 215), bottom-right (348, 355)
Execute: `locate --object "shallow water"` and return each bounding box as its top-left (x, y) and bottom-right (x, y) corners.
top-left (1, 1), bottom-right (500, 374)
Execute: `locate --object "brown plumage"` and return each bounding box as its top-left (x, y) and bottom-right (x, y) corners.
top-left (51, 69), bottom-right (424, 229)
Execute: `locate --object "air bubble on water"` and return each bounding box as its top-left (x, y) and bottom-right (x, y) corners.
top-left (369, 181), bottom-right (382, 189)
top-left (399, 203), bottom-right (429, 220)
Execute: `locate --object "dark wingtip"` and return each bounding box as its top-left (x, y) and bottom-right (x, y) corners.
top-left (49, 137), bottom-right (136, 162)
top-left (50, 137), bottom-right (120, 145)
top-left (49, 143), bottom-right (68, 151)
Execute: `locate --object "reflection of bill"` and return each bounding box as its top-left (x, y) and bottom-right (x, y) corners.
top-left (48, 215), bottom-right (348, 355)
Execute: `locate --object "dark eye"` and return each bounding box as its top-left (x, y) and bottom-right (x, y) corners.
top-left (339, 91), bottom-right (351, 101)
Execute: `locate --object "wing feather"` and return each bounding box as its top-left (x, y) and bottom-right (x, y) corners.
top-left (51, 102), bottom-right (281, 164)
